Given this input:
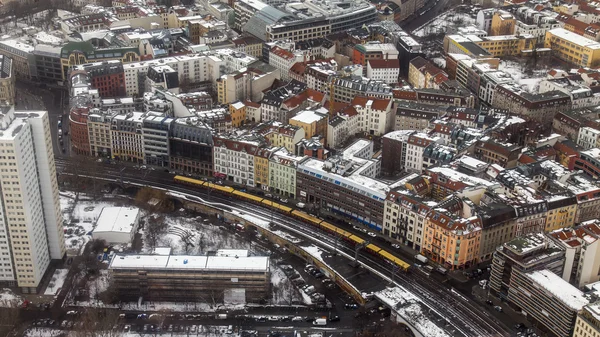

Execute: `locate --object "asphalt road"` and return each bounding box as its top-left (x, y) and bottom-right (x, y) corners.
top-left (54, 157), bottom-right (512, 337)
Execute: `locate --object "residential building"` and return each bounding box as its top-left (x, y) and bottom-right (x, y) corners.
top-left (490, 233), bottom-right (565, 299)
top-left (490, 10), bottom-right (516, 36)
top-left (75, 60), bottom-right (126, 98)
top-left (255, 122), bottom-right (305, 153)
top-left (408, 57), bottom-right (448, 89)
top-left (545, 28), bottom-right (600, 67)
top-left (405, 132), bottom-right (444, 174)
top-left (289, 109), bottom-right (329, 143)
top-left (384, 185), bottom-right (433, 250)
top-left (352, 96), bottom-right (394, 136)
top-left (0, 107), bottom-right (66, 293)
top-left (366, 59), bottom-right (400, 84)
top-left (352, 42), bottom-right (399, 70)
top-left (508, 269), bottom-right (588, 337)
top-left (109, 250), bottom-right (270, 302)
top-left (474, 138), bottom-right (522, 168)
top-left (549, 221), bottom-right (600, 287)
top-left (269, 148), bottom-right (303, 198)
top-left (330, 76), bottom-right (393, 103)
top-left (213, 135), bottom-right (262, 186)
top-left (394, 103), bottom-right (442, 131)
top-left (87, 110), bottom-right (113, 158)
top-left (572, 148), bottom-right (600, 180)
top-left (232, 35), bottom-right (264, 58)
top-left (0, 56), bottom-right (15, 105)
top-left (422, 201), bottom-right (482, 270)
top-left (381, 130), bottom-right (412, 175)
top-left (573, 303), bottom-right (600, 337)
top-left (268, 47), bottom-right (303, 81)
top-left (32, 45), bottom-right (62, 85)
top-left (111, 112), bottom-right (145, 163)
top-left (578, 126), bottom-right (600, 150)
top-left (229, 102), bottom-right (246, 128)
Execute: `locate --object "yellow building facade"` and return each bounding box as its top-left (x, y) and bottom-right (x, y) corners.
top-left (229, 102), bottom-right (246, 127)
top-left (545, 28), bottom-right (600, 67)
top-left (573, 304), bottom-right (600, 337)
top-left (422, 210), bottom-right (482, 270)
top-left (544, 203), bottom-right (577, 232)
top-left (490, 11), bottom-right (516, 36)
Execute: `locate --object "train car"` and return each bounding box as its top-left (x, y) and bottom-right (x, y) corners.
top-left (262, 200), bottom-right (293, 213)
top-left (378, 250), bottom-right (411, 271)
top-left (348, 234), bottom-right (365, 246)
top-left (205, 182), bottom-right (235, 194)
top-left (290, 210), bottom-right (323, 226)
top-left (232, 190), bottom-right (264, 203)
top-left (320, 222), bottom-right (352, 238)
top-left (174, 175), bottom-right (205, 187)
top-left (366, 244), bottom-right (382, 255)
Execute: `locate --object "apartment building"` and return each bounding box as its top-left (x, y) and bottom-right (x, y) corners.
top-left (352, 43), bottom-right (399, 69)
top-left (383, 187), bottom-right (433, 250)
top-left (422, 200), bottom-right (482, 270)
top-left (509, 269), bottom-right (588, 337)
top-left (0, 56), bottom-right (14, 106)
top-left (0, 107), bottom-right (66, 293)
top-left (352, 96), bottom-right (394, 137)
top-left (573, 303), bottom-right (600, 337)
top-left (213, 136), bottom-right (261, 186)
top-left (366, 59), bottom-right (400, 84)
top-left (269, 149), bottom-right (303, 199)
top-left (255, 122), bottom-right (305, 153)
top-left (110, 112), bottom-right (145, 163)
top-left (474, 137), bottom-right (522, 168)
top-left (545, 28), bottom-right (600, 67)
top-left (87, 109), bottom-right (113, 158)
top-left (142, 115), bottom-right (173, 167)
top-left (490, 233), bottom-right (565, 299)
top-left (549, 221), bottom-right (600, 287)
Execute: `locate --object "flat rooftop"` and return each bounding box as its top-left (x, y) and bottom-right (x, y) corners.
top-left (548, 28), bottom-right (600, 49)
top-left (94, 206), bottom-right (140, 234)
top-left (110, 253), bottom-right (270, 272)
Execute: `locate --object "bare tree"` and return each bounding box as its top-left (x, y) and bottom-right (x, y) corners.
top-left (72, 309), bottom-right (123, 337)
top-left (146, 215), bottom-right (167, 251)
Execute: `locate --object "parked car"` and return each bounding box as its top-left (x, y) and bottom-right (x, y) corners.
top-left (494, 306), bottom-right (503, 312)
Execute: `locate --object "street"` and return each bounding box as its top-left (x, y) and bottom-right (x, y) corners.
top-left (400, 0), bottom-right (462, 32)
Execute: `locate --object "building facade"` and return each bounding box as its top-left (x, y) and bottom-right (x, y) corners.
top-left (0, 107), bottom-right (66, 293)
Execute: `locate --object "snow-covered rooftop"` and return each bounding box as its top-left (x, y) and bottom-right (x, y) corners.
top-left (527, 269), bottom-right (589, 310)
top-left (110, 253), bottom-right (270, 272)
top-left (93, 206), bottom-right (140, 234)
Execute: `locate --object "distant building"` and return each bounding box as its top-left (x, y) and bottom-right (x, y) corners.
top-left (573, 303), bottom-right (600, 337)
top-left (0, 56), bottom-right (14, 106)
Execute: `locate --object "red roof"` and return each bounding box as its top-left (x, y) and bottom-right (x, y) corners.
top-left (270, 46), bottom-right (295, 60)
top-left (244, 100), bottom-right (261, 108)
top-left (367, 59), bottom-right (400, 69)
top-left (351, 96), bottom-right (391, 111)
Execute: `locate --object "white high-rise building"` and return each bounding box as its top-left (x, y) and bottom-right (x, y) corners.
top-left (0, 107), bottom-right (66, 293)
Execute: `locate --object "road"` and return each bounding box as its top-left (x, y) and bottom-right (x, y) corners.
top-left (15, 81), bottom-right (70, 157)
top-left (54, 157), bottom-right (511, 337)
top-left (400, 0), bottom-right (460, 32)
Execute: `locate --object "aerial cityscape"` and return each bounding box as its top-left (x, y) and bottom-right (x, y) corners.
top-left (1, 0), bottom-right (600, 336)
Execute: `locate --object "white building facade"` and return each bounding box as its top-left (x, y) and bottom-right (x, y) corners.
top-left (0, 108), bottom-right (66, 293)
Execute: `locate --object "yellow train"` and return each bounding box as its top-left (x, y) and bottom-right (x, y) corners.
top-left (174, 175), bottom-right (410, 271)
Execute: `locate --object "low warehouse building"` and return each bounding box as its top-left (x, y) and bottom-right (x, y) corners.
top-left (92, 207), bottom-right (140, 244)
top-left (108, 251), bottom-right (270, 303)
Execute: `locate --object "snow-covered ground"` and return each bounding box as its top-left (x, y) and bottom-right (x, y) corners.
top-left (141, 214), bottom-right (252, 255)
top-left (499, 60), bottom-right (548, 93)
top-left (44, 269), bottom-right (69, 296)
top-left (270, 266), bottom-right (301, 305)
top-left (0, 288), bottom-right (22, 307)
top-left (412, 10), bottom-right (477, 37)
top-left (60, 192), bottom-right (119, 255)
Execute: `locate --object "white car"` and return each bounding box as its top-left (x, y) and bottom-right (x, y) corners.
top-left (291, 316), bottom-right (303, 322)
top-left (367, 232), bottom-right (377, 237)
top-left (391, 244), bottom-right (401, 249)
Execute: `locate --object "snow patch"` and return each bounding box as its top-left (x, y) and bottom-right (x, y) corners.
top-left (44, 269), bottom-right (69, 296)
